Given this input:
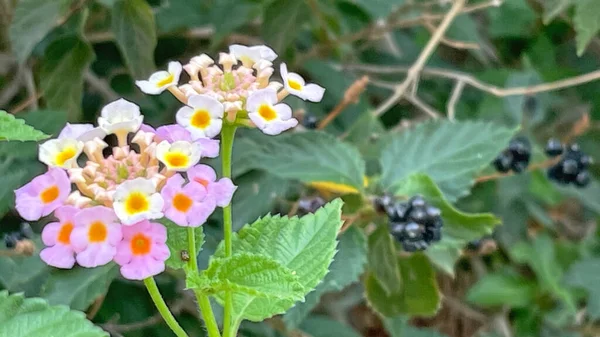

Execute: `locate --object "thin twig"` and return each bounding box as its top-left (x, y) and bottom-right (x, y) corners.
top-left (87, 295), bottom-right (105, 320)
top-left (11, 92), bottom-right (43, 114)
top-left (372, 0), bottom-right (467, 117)
top-left (475, 157), bottom-right (560, 183)
top-left (22, 67), bottom-right (38, 110)
top-left (447, 80), bottom-right (465, 121)
top-left (404, 94), bottom-right (442, 119)
top-left (84, 70), bottom-right (119, 101)
top-left (423, 19), bottom-right (480, 50)
top-left (318, 76), bottom-right (369, 129)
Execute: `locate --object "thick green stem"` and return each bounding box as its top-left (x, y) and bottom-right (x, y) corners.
top-left (143, 277), bottom-right (188, 337)
top-left (187, 229), bottom-right (221, 337)
top-left (220, 124), bottom-right (237, 337)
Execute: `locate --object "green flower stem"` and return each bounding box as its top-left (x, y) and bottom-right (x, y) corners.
top-left (143, 277), bottom-right (188, 337)
top-left (187, 228), bottom-right (221, 337)
top-left (220, 123), bottom-right (237, 337)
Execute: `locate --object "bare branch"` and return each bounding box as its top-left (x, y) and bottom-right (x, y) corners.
top-left (405, 95), bottom-right (442, 119)
top-left (423, 20), bottom-right (480, 50)
top-left (318, 76), bottom-right (369, 129)
top-left (447, 80), bottom-right (465, 121)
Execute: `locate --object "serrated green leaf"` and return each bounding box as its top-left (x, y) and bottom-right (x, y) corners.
top-left (41, 264), bottom-right (118, 311)
top-left (366, 253), bottom-right (440, 317)
top-left (0, 291), bottom-right (108, 336)
top-left (392, 174), bottom-right (500, 274)
top-left (564, 258), bottom-right (600, 319)
top-left (213, 199), bottom-right (344, 322)
top-left (300, 316), bottom-right (362, 337)
top-left (249, 131), bottom-right (365, 193)
top-left (0, 111), bottom-right (48, 142)
top-left (467, 270), bottom-right (537, 308)
top-left (283, 226), bottom-right (367, 328)
top-left (262, 0), bottom-right (310, 52)
top-left (8, 0), bottom-right (72, 62)
top-left (112, 0), bottom-right (157, 79)
top-left (161, 219), bottom-right (204, 270)
top-left (542, 0), bottom-right (573, 24)
top-left (488, 0), bottom-right (536, 38)
top-left (380, 120), bottom-right (516, 202)
top-left (574, 0), bottom-right (600, 56)
top-left (367, 225), bottom-right (401, 295)
top-left (190, 253), bottom-right (304, 301)
top-left (40, 35), bottom-right (94, 120)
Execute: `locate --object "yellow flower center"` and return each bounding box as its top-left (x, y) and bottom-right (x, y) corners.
top-left (57, 222), bottom-right (74, 244)
top-left (156, 74), bottom-right (174, 87)
top-left (55, 146), bottom-right (77, 166)
top-left (130, 233), bottom-right (151, 255)
top-left (40, 185), bottom-right (60, 204)
top-left (164, 152), bottom-right (189, 168)
top-left (125, 192), bottom-right (150, 215)
top-left (288, 79), bottom-right (302, 90)
top-left (190, 109), bottom-right (211, 129)
top-left (173, 193), bottom-right (193, 212)
top-left (258, 104), bottom-right (277, 121)
top-left (88, 221), bottom-right (107, 242)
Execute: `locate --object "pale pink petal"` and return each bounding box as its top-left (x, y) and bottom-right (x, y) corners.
top-left (183, 181), bottom-right (207, 200)
top-left (58, 123), bottom-right (94, 140)
top-left (120, 255), bottom-right (166, 280)
top-left (76, 243), bottom-right (116, 268)
top-left (140, 124), bottom-right (156, 133)
top-left (147, 222), bottom-right (167, 243)
top-left (156, 124), bottom-right (192, 142)
top-left (208, 178), bottom-right (237, 207)
top-left (186, 197), bottom-right (216, 227)
top-left (107, 222), bottom-right (124, 245)
top-left (187, 164), bottom-right (217, 184)
top-left (41, 222), bottom-right (62, 246)
top-left (69, 226), bottom-right (89, 253)
top-left (15, 194), bottom-right (44, 221)
top-left (150, 242), bottom-right (170, 261)
top-left (164, 207), bottom-right (188, 227)
top-left (114, 240), bottom-right (133, 265)
top-left (40, 245), bottom-right (75, 269)
top-left (54, 205), bottom-right (79, 223)
top-left (196, 138), bottom-right (220, 158)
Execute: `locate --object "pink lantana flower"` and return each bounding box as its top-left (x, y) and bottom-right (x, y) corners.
top-left (14, 168), bottom-right (71, 221)
top-left (114, 220), bottom-right (170, 280)
top-left (161, 174), bottom-right (216, 227)
top-left (40, 205), bottom-right (79, 269)
top-left (71, 206), bottom-right (123, 268)
top-left (188, 164), bottom-right (237, 207)
top-left (155, 124), bottom-right (220, 158)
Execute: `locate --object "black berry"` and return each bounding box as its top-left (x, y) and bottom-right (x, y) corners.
top-left (297, 196), bottom-right (325, 216)
top-left (575, 171), bottom-right (591, 187)
top-left (4, 233), bottom-right (19, 249)
top-left (545, 138), bottom-right (563, 157)
top-left (387, 195), bottom-right (443, 252)
top-left (303, 115), bottom-right (319, 129)
top-left (492, 137), bottom-right (531, 174)
top-left (373, 195), bottom-right (393, 213)
top-left (493, 151), bottom-right (513, 173)
top-left (547, 143), bottom-right (593, 188)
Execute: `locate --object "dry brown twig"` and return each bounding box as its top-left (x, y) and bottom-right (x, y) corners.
top-left (317, 75), bottom-right (370, 129)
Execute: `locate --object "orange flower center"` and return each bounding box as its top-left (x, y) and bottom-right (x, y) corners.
top-left (125, 192), bottom-right (149, 215)
top-left (288, 79), bottom-right (302, 90)
top-left (55, 147), bottom-right (77, 166)
top-left (88, 221), bottom-right (107, 242)
top-left (57, 222), bottom-right (74, 244)
top-left (258, 104), bottom-right (277, 121)
top-left (164, 152), bottom-right (189, 168)
top-left (40, 185), bottom-right (60, 204)
top-left (191, 109), bottom-right (211, 129)
top-left (173, 193), bottom-right (193, 212)
top-left (156, 74), bottom-right (174, 87)
top-left (130, 233), bottom-right (151, 255)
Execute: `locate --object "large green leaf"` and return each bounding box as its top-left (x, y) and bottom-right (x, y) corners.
top-left (262, 0), bottom-right (310, 52)
top-left (366, 253), bottom-right (440, 317)
top-left (380, 120), bottom-right (516, 201)
top-left (112, 0), bottom-right (157, 79)
top-left (0, 291), bottom-right (108, 336)
top-left (40, 35), bottom-right (94, 120)
top-left (393, 174), bottom-right (501, 274)
top-left (213, 199), bottom-right (344, 322)
top-left (467, 270), bottom-right (537, 308)
top-left (249, 131), bottom-right (365, 193)
top-left (41, 264), bottom-right (118, 311)
top-left (367, 225), bottom-right (401, 295)
top-left (211, 0), bottom-right (261, 45)
top-left (155, 0), bottom-right (210, 33)
top-left (542, 0), bottom-right (573, 23)
top-left (574, 0), bottom-right (600, 56)
top-left (189, 253), bottom-right (304, 301)
top-left (564, 258), bottom-right (600, 319)
top-left (283, 226), bottom-right (367, 328)
top-left (8, 0), bottom-right (72, 62)
top-left (487, 0), bottom-right (536, 38)
top-left (161, 219), bottom-right (204, 270)
top-left (300, 316), bottom-right (362, 337)
top-left (0, 111), bottom-right (49, 142)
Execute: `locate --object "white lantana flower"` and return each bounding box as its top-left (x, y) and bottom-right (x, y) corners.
top-left (176, 94), bottom-right (224, 139)
top-left (113, 178), bottom-right (164, 225)
top-left (98, 99), bottom-right (144, 135)
top-left (135, 61), bottom-right (182, 95)
top-left (280, 63), bottom-right (325, 102)
top-left (58, 123), bottom-right (106, 142)
top-left (247, 88), bottom-right (297, 136)
top-left (39, 138), bottom-right (84, 168)
top-left (229, 44), bottom-right (278, 66)
top-left (155, 141), bottom-right (202, 171)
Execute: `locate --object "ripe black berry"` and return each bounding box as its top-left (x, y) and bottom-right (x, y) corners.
top-left (4, 233), bottom-right (19, 249)
top-left (303, 115), bottom-right (319, 129)
top-left (493, 151), bottom-right (513, 173)
top-left (297, 196), bottom-right (326, 216)
top-left (545, 138), bottom-right (563, 157)
top-left (18, 223), bottom-right (34, 240)
top-left (575, 171), bottom-right (590, 187)
top-left (387, 195), bottom-right (443, 252)
top-left (547, 143), bottom-right (593, 188)
top-left (373, 195), bottom-right (393, 213)
top-left (492, 137), bottom-right (531, 174)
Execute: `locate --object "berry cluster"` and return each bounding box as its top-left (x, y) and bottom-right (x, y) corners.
top-left (3, 223), bottom-right (34, 249)
top-left (375, 195), bottom-right (443, 252)
top-left (546, 139), bottom-right (593, 187)
top-left (297, 196), bottom-right (326, 216)
top-left (493, 136), bottom-right (531, 173)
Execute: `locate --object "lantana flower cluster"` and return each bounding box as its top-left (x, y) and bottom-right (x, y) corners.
top-left (13, 44), bottom-right (324, 281)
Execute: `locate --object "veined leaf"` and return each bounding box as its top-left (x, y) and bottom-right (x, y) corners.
top-left (213, 199), bottom-right (344, 322)
top-left (574, 0), bottom-right (600, 56)
top-left (367, 226), bottom-right (401, 295)
top-left (112, 0), bottom-right (157, 79)
top-left (161, 219), bottom-right (204, 270)
top-left (0, 111), bottom-right (49, 142)
top-left (380, 120), bottom-right (516, 201)
top-left (0, 291), bottom-right (108, 337)
top-left (262, 0), bottom-right (310, 52)
top-left (565, 258), bottom-right (600, 319)
top-left (467, 270), bottom-right (537, 308)
top-left (249, 131), bottom-right (365, 193)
